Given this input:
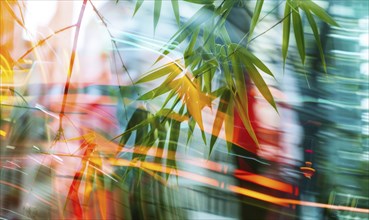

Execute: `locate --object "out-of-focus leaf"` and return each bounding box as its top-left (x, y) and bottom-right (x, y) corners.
top-left (133, 0), bottom-right (144, 16)
top-left (115, 108), bottom-right (152, 144)
top-left (302, 0), bottom-right (339, 26)
top-left (155, 118), bottom-right (167, 163)
top-left (154, 0), bottom-right (162, 31)
top-left (209, 90), bottom-right (230, 155)
top-left (157, 5), bottom-right (214, 61)
top-left (282, 2), bottom-right (291, 70)
top-left (224, 96), bottom-right (234, 152)
top-left (184, 0), bottom-right (214, 5)
top-left (166, 111), bottom-right (182, 177)
top-left (186, 117), bottom-right (196, 145)
top-left (236, 46), bottom-right (274, 77)
top-left (248, 0), bottom-right (264, 43)
top-left (243, 58), bottom-right (277, 111)
top-left (302, 5), bottom-right (327, 73)
top-left (292, 8), bottom-right (305, 65)
top-left (136, 60), bottom-right (182, 83)
top-left (184, 27), bottom-right (200, 67)
top-left (171, 0), bottom-right (180, 25)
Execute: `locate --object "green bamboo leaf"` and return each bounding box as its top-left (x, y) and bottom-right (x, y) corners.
top-left (138, 84), bottom-right (171, 100)
top-left (133, 0), bottom-right (144, 16)
top-left (292, 8), bottom-right (305, 65)
top-left (166, 106), bottom-right (183, 176)
top-left (186, 117), bottom-right (196, 145)
top-left (156, 109), bottom-right (188, 122)
top-left (236, 46), bottom-right (274, 77)
top-left (136, 61), bottom-right (182, 84)
top-left (160, 95), bottom-right (182, 124)
top-left (282, 2), bottom-right (291, 70)
top-left (229, 45), bottom-right (247, 110)
top-left (243, 58), bottom-right (278, 111)
top-left (184, 0), bottom-right (214, 4)
top-left (184, 28), bottom-right (200, 67)
top-left (248, 0), bottom-right (264, 43)
top-left (220, 47), bottom-right (233, 89)
top-left (302, 5), bottom-right (327, 72)
top-left (302, 0), bottom-right (339, 26)
top-left (171, 0), bottom-right (180, 25)
top-left (154, 0), bottom-right (162, 31)
top-left (118, 108), bottom-right (149, 145)
top-left (192, 60), bottom-right (218, 77)
top-left (154, 118), bottom-right (167, 163)
top-left (225, 96), bottom-right (234, 152)
top-left (157, 5), bottom-right (215, 62)
top-left (209, 90), bottom-right (230, 155)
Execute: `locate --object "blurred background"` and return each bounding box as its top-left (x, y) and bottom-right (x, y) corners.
top-left (0, 0), bottom-right (368, 219)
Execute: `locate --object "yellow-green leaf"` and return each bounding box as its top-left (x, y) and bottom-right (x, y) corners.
top-left (248, 0), bottom-right (264, 43)
top-left (302, 0), bottom-right (339, 26)
top-left (282, 2), bottom-right (291, 70)
top-left (302, 5), bottom-right (327, 73)
top-left (224, 96), bottom-right (234, 152)
top-left (171, 0), bottom-right (180, 25)
top-left (209, 90), bottom-right (230, 154)
top-left (154, 0), bottom-right (162, 31)
top-left (237, 46), bottom-right (274, 77)
top-left (133, 0), bottom-right (144, 16)
top-left (243, 58), bottom-right (278, 112)
top-left (292, 8), bottom-right (305, 65)
top-left (136, 60), bottom-right (182, 84)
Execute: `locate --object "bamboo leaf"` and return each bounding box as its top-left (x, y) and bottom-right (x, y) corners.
top-left (224, 96), bottom-right (234, 152)
top-left (302, 0), bottom-right (339, 26)
top-left (186, 117), bottom-right (196, 145)
top-left (220, 47), bottom-right (233, 89)
top-left (133, 0), bottom-right (144, 16)
top-left (302, 5), bottom-right (327, 72)
top-left (136, 60), bottom-right (182, 84)
top-left (184, 0), bottom-right (214, 4)
top-left (209, 90), bottom-right (230, 154)
top-left (154, 0), bottom-right (162, 31)
top-left (248, 0), bottom-right (264, 43)
top-left (157, 5), bottom-right (214, 62)
top-left (138, 85), bottom-right (171, 100)
top-left (282, 2), bottom-right (291, 70)
top-left (292, 8), bottom-right (305, 65)
top-left (243, 58), bottom-right (278, 112)
top-left (237, 46), bottom-right (274, 77)
top-left (184, 28), bottom-right (201, 67)
top-left (156, 108), bottom-right (189, 122)
top-left (229, 45), bottom-right (246, 110)
top-left (171, 0), bottom-right (180, 25)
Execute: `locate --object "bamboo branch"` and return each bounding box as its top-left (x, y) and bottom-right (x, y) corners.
top-left (58, 0), bottom-right (88, 130)
top-left (16, 24), bottom-right (77, 64)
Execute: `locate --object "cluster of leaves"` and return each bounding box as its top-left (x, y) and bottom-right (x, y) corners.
top-left (116, 0), bottom-right (338, 164)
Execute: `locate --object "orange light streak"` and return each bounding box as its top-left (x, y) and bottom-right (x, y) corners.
top-left (234, 169), bottom-right (293, 194)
